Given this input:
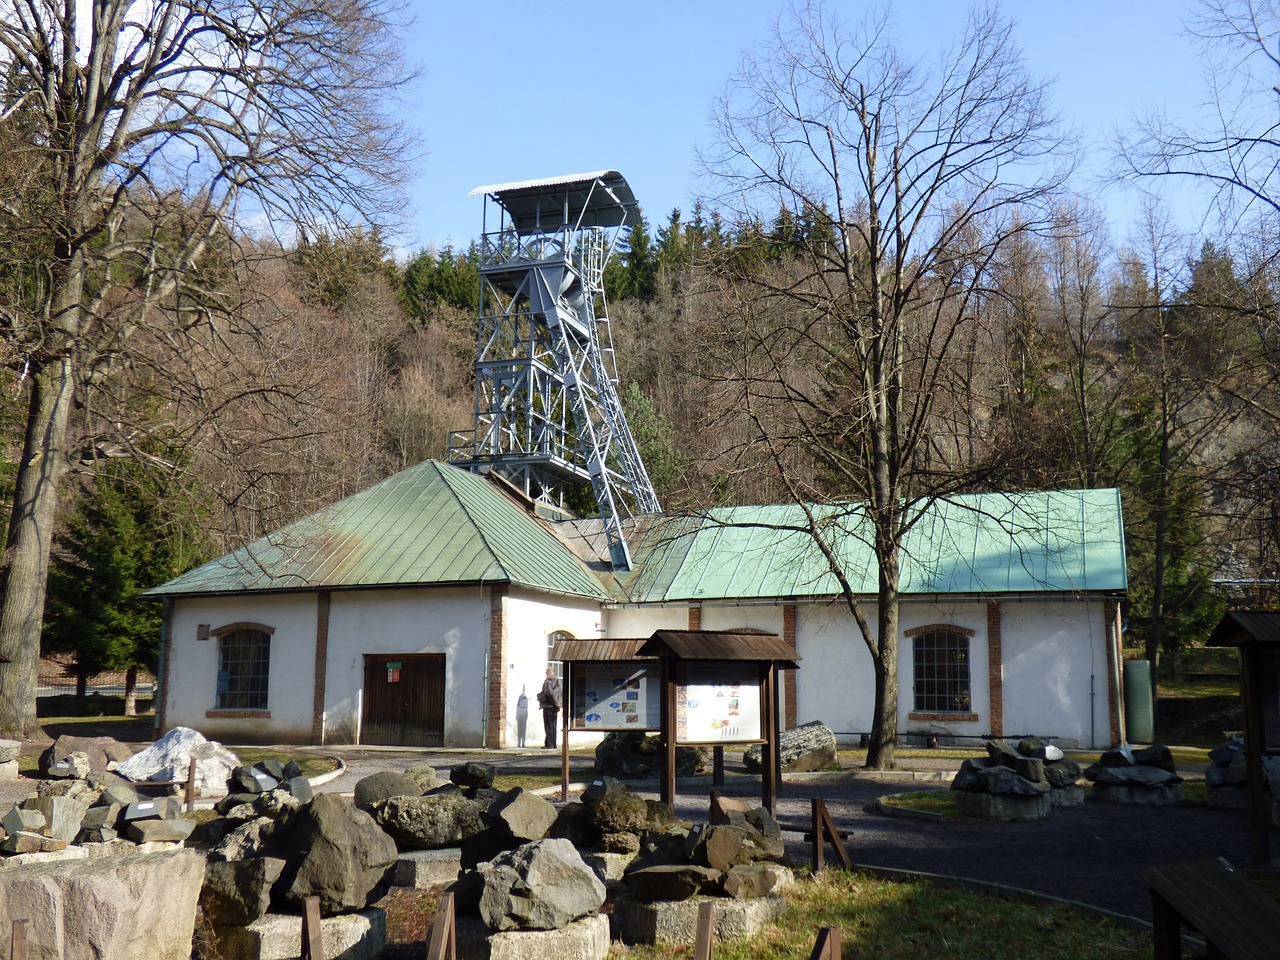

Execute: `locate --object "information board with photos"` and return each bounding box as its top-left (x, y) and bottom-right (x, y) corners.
top-left (571, 662), bottom-right (661, 731)
top-left (675, 663), bottom-right (763, 744)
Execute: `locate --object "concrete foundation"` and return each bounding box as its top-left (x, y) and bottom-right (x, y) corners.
top-left (454, 911), bottom-right (610, 960)
top-left (610, 894), bottom-right (786, 945)
top-left (392, 848), bottom-right (461, 889)
top-left (214, 908), bottom-right (385, 960)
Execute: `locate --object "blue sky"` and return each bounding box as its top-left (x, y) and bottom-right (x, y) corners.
top-left (398, 1), bottom-right (1208, 256)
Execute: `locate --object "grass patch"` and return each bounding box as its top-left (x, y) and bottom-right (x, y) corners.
top-left (877, 789), bottom-right (959, 819)
top-left (229, 747), bottom-right (339, 779)
top-left (493, 769), bottom-right (565, 791)
top-left (1159, 677), bottom-right (1239, 698)
top-left (612, 871), bottom-right (1151, 960)
top-left (1180, 780), bottom-right (1208, 804)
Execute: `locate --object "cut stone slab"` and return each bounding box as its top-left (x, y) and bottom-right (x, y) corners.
top-left (954, 790), bottom-right (1051, 820)
top-left (1091, 782), bottom-right (1185, 805)
top-left (25, 795), bottom-right (89, 842)
top-left (126, 817), bottom-right (197, 843)
top-left (455, 910), bottom-right (609, 960)
top-left (611, 893), bottom-right (787, 945)
top-left (2, 806), bottom-right (46, 836)
top-left (213, 908), bottom-right (385, 960)
top-left (583, 851), bottom-right (635, 884)
top-left (393, 848), bottom-right (462, 889)
top-left (0, 848), bottom-right (203, 960)
top-left (0, 760), bottom-right (17, 782)
top-left (0, 739), bottom-right (19, 763)
top-left (0, 845), bottom-right (89, 868)
top-left (1049, 785), bottom-right (1086, 807)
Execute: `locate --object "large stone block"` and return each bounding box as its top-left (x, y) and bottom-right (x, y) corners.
top-left (743, 721), bottom-right (837, 774)
top-left (954, 790), bottom-right (1051, 820)
top-left (455, 911), bottom-right (609, 960)
top-left (0, 849), bottom-right (203, 960)
top-left (392, 848), bottom-right (462, 889)
top-left (610, 893), bottom-right (786, 945)
top-left (214, 908), bottom-right (385, 960)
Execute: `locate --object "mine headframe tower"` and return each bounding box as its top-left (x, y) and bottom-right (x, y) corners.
top-left (448, 170), bottom-right (660, 570)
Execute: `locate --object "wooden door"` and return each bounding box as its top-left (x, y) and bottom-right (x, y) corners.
top-left (361, 653), bottom-right (446, 746)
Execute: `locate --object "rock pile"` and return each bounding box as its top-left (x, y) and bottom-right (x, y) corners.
top-left (1084, 744), bottom-right (1184, 804)
top-left (949, 738), bottom-right (1082, 819)
top-left (0, 767), bottom-right (197, 856)
top-left (743, 720), bottom-right (837, 773)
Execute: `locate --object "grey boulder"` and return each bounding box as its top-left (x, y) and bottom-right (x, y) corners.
top-left (476, 838), bottom-right (606, 931)
top-left (743, 720), bottom-right (837, 774)
top-left (368, 792), bottom-right (485, 850)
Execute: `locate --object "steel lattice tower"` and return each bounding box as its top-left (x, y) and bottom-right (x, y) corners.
top-left (448, 171), bottom-right (660, 569)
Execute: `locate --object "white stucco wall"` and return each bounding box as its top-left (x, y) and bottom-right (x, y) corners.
top-left (163, 593), bottom-right (320, 743)
top-left (1000, 600), bottom-right (1114, 749)
top-left (794, 600), bottom-right (878, 739)
top-left (503, 589), bottom-right (602, 747)
top-left (604, 605), bottom-right (690, 637)
top-left (324, 586), bottom-right (493, 746)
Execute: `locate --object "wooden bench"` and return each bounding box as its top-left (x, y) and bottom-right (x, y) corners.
top-left (1142, 857), bottom-right (1280, 960)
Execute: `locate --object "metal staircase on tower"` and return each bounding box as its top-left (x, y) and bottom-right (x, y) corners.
top-left (447, 170), bottom-right (660, 570)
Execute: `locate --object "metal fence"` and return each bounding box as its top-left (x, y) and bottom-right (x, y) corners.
top-left (37, 655), bottom-right (156, 701)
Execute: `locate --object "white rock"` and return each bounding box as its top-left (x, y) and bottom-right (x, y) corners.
top-left (114, 726), bottom-right (239, 795)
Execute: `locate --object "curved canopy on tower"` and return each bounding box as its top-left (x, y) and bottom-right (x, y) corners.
top-left (469, 170), bottom-right (641, 235)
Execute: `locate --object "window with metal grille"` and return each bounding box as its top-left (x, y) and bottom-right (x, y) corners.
top-left (216, 629), bottom-right (271, 709)
top-left (913, 630), bottom-right (971, 713)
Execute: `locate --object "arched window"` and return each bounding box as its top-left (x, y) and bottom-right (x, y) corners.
top-left (910, 626), bottom-right (973, 713)
top-left (548, 629), bottom-right (574, 665)
top-left (212, 622), bottom-right (273, 710)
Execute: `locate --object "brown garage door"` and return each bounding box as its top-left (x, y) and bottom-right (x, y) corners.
top-left (361, 654), bottom-right (446, 746)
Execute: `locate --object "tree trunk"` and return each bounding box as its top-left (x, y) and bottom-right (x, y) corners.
top-left (123, 665), bottom-right (138, 717)
top-left (865, 553), bottom-right (901, 770)
top-left (76, 672), bottom-right (87, 702)
top-left (0, 356), bottom-right (77, 739)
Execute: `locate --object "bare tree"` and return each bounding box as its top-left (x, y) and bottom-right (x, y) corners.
top-left (702, 2), bottom-right (1071, 768)
top-left (1121, 0), bottom-right (1280, 228)
top-left (0, 0), bottom-right (415, 738)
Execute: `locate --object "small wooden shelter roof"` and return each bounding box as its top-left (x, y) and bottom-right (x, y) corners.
top-left (1208, 611), bottom-right (1280, 647)
top-left (637, 630), bottom-right (800, 668)
top-left (551, 638), bottom-right (653, 661)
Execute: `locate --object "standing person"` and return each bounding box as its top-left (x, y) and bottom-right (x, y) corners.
top-left (537, 666), bottom-right (562, 749)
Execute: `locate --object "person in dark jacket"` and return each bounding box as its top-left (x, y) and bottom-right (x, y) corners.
top-left (537, 666), bottom-right (562, 748)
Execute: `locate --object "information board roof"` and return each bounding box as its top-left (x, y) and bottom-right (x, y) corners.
top-left (638, 630), bottom-right (800, 667)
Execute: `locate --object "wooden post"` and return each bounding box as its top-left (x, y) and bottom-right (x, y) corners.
top-left (561, 663), bottom-right (571, 802)
top-left (11, 920), bottom-right (27, 960)
top-left (713, 745), bottom-right (724, 787)
top-left (692, 901), bottom-right (716, 960)
top-left (1149, 891), bottom-right (1182, 960)
top-left (426, 891), bottom-right (457, 960)
top-left (301, 896), bottom-right (324, 960)
top-left (1240, 645), bottom-right (1270, 866)
top-left (185, 756), bottom-right (198, 813)
top-left (709, 788), bottom-right (727, 824)
top-left (808, 926), bottom-right (841, 960)
top-left (811, 798), bottom-right (851, 872)
top-left (762, 665), bottom-right (778, 816)
top-left (662, 661), bottom-right (676, 806)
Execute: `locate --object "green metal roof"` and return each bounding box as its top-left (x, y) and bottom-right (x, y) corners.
top-left (616, 489), bottom-right (1127, 602)
top-left (147, 461), bottom-right (608, 600)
